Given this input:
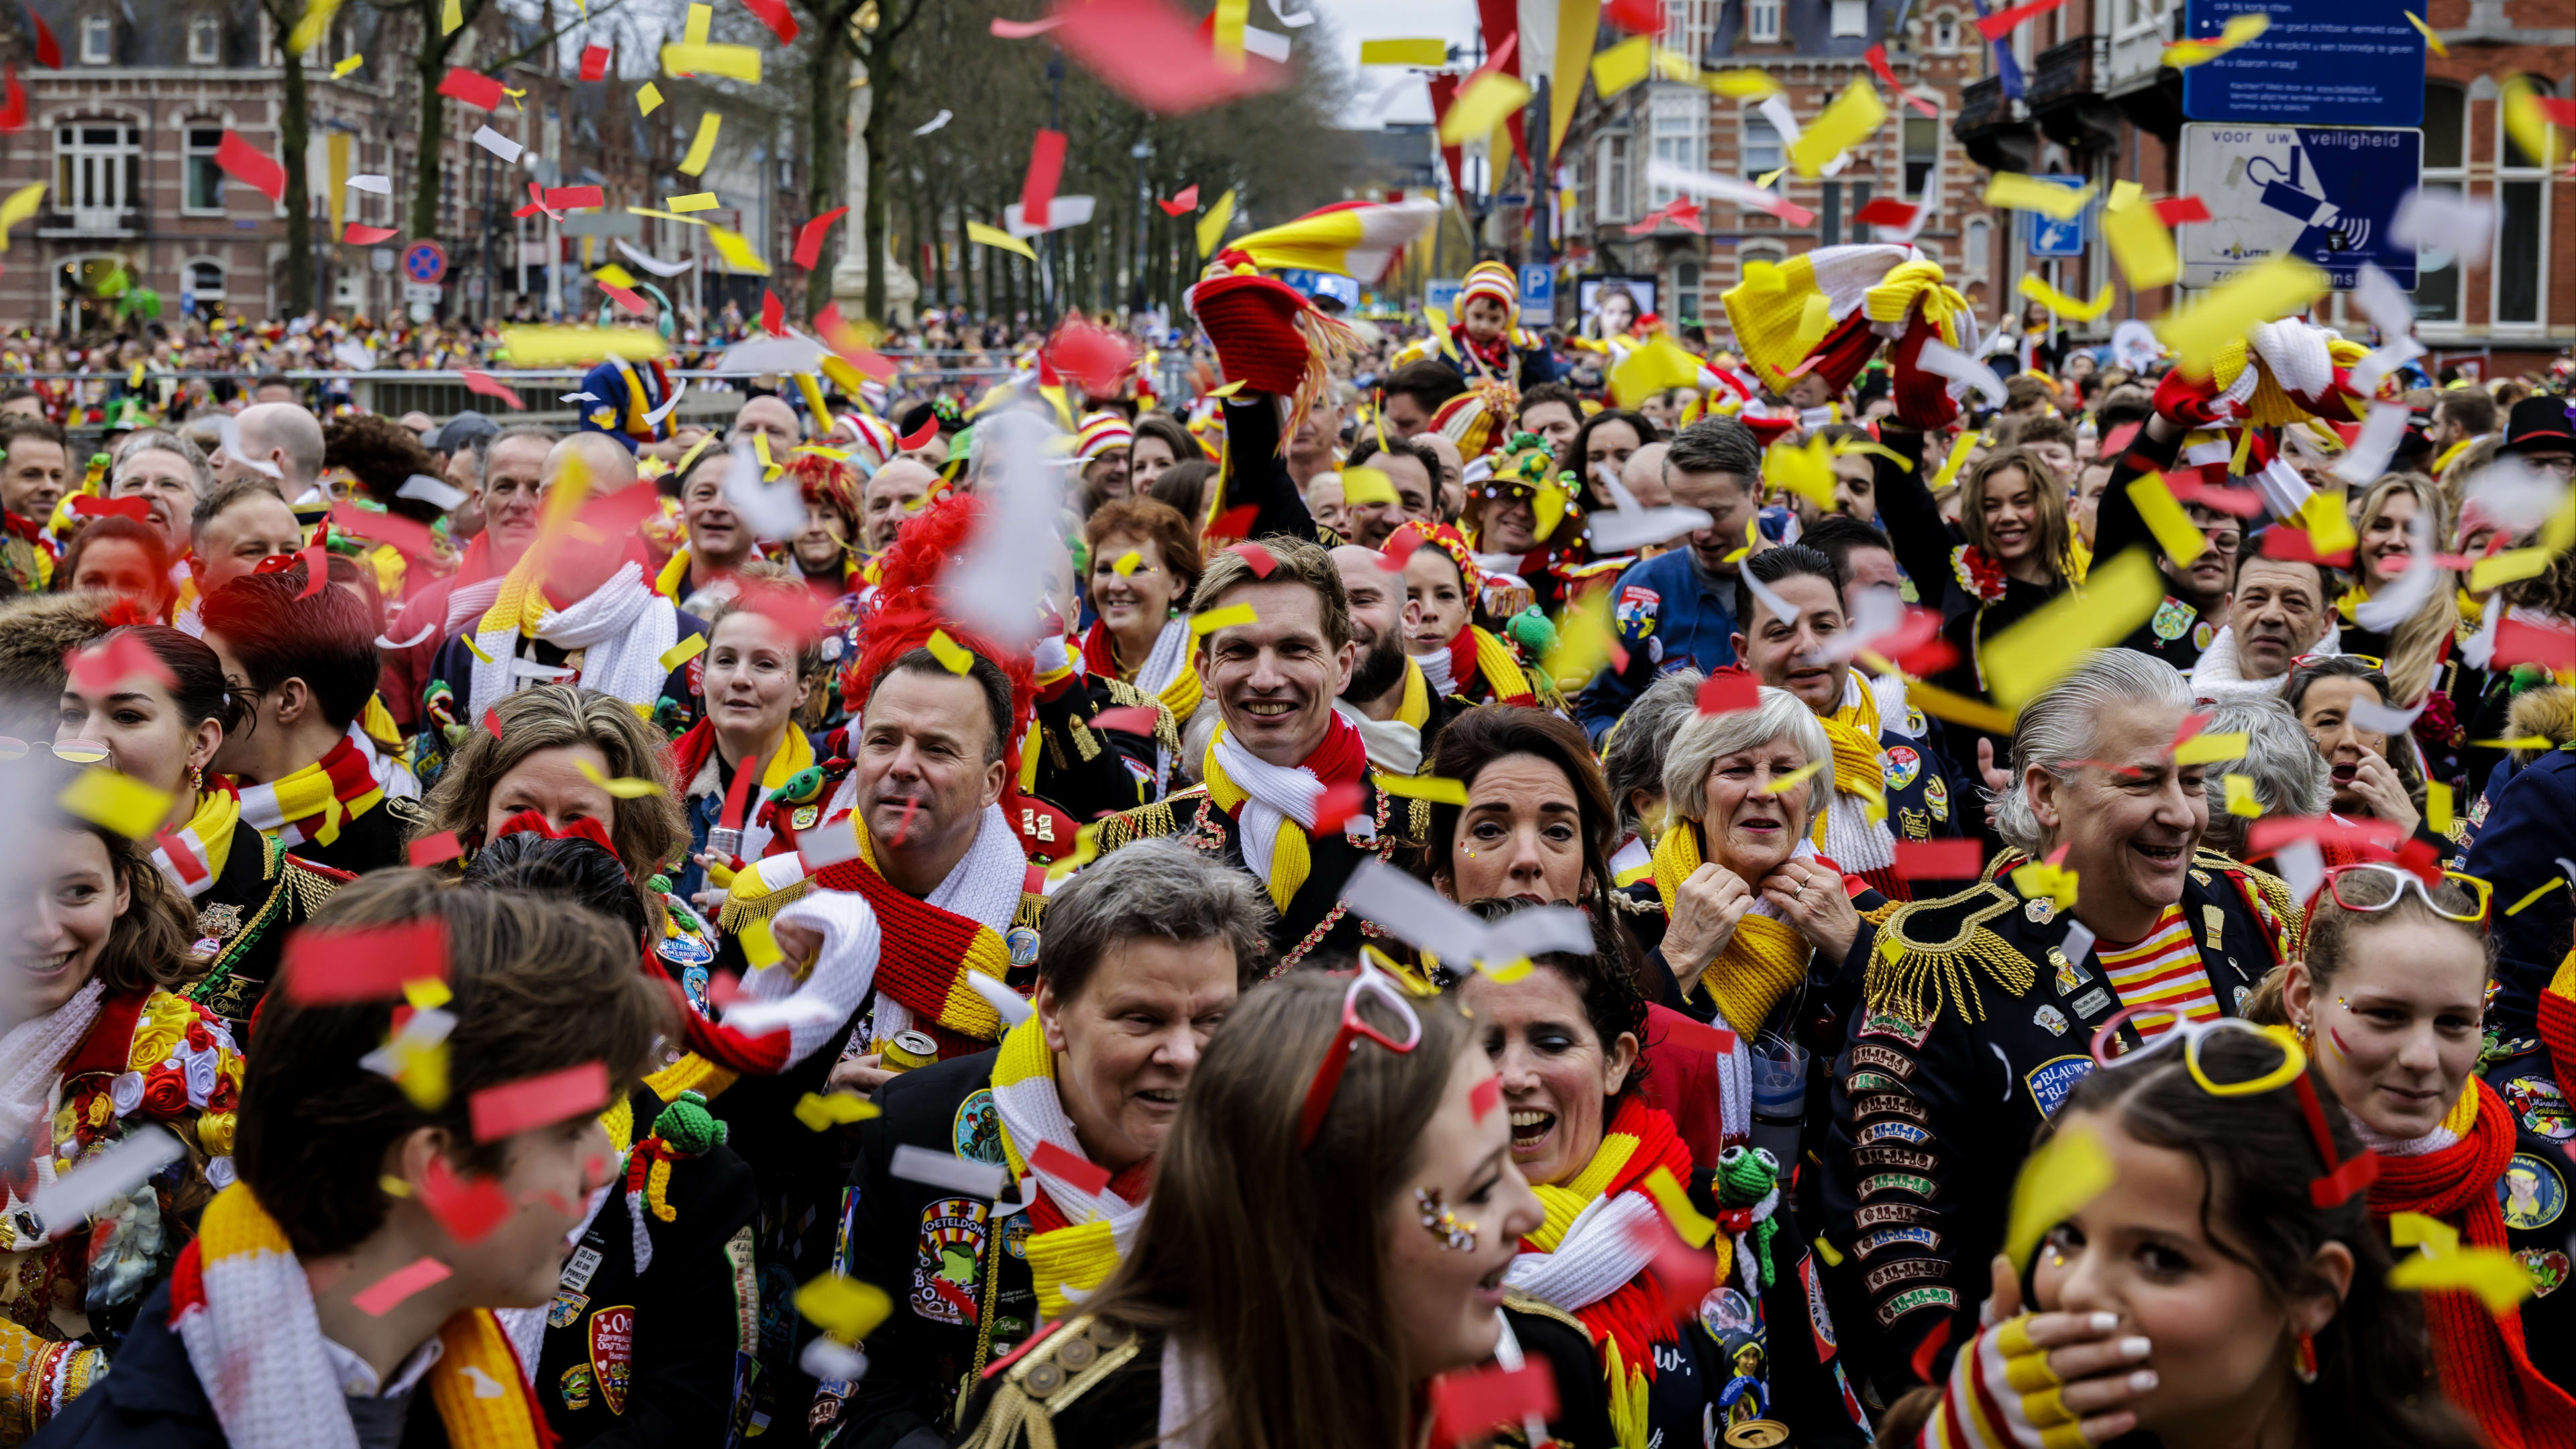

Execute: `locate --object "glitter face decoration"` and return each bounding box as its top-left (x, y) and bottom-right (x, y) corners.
top-left (1415, 1186), bottom-right (1478, 1252)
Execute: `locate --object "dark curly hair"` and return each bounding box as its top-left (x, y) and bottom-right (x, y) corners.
top-left (323, 413), bottom-right (442, 525)
top-left (1460, 896), bottom-right (1650, 1102)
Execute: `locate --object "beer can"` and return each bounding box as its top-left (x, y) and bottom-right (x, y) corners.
top-left (883, 1031), bottom-right (938, 1071)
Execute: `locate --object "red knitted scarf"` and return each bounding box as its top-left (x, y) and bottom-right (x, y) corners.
top-left (2367, 1078), bottom-right (2576, 1449)
top-left (811, 851), bottom-right (1031, 1059)
top-left (1210, 712), bottom-right (1370, 824)
top-left (2539, 960), bottom-right (2576, 1095)
top-left (1458, 328), bottom-right (1515, 382)
top-left (1079, 619), bottom-right (1124, 680)
top-left (1440, 627), bottom-right (1538, 708)
top-left (1027, 1157), bottom-right (1155, 1237)
top-left (1529, 1098), bottom-right (1695, 1387)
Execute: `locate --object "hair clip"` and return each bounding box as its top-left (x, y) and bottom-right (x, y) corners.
top-left (1415, 1187), bottom-right (1478, 1252)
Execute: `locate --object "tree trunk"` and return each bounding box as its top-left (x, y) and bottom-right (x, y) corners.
top-left (409, 11), bottom-right (451, 244)
top-left (859, 42), bottom-right (892, 323)
top-left (278, 42), bottom-right (315, 316)
top-left (802, 25), bottom-right (848, 322)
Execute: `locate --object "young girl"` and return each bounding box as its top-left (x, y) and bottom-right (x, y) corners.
top-left (1889, 1022), bottom-right (2485, 1449)
top-left (1394, 261), bottom-right (1564, 390)
top-left (1397, 521), bottom-right (1544, 708)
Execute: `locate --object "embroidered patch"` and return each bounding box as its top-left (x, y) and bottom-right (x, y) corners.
top-left (1848, 1044), bottom-right (1917, 1080)
top-left (2070, 987), bottom-right (2114, 1020)
top-left (2515, 1246), bottom-right (2569, 1297)
top-left (2502, 1154), bottom-right (2566, 1230)
top-left (562, 1244), bottom-right (604, 1294)
top-left (1859, 1010), bottom-right (1930, 1049)
top-left (1854, 1226), bottom-right (1941, 1257)
top-left (2504, 1076), bottom-right (2576, 1142)
top-left (1899, 807), bottom-right (1932, 840)
top-left (1856, 1145), bottom-right (1937, 1171)
top-left (2202, 904), bottom-right (2226, 951)
top-left (1845, 1071), bottom-right (1904, 1093)
top-left (559, 1364), bottom-right (595, 1412)
top-left (2024, 896), bottom-right (2055, 925)
top-left (1874, 1286), bottom-right (1956, 1326)
top-left (912, 1197), bottom-right (990, 1326)
top-left (1852, 1093), bottom-right (1929, 1124)
top-left (723, 1226), bottom-right (759, 1356)
top-left (953, 1088), bottom-right (1004, 1165)
top-left (1858, 1172), bottom-right (1938, 1200)
top-left (2151, 596), bottom-right (2195, 641)
top-left (588, 1303), bottom-right (635, 1415)
top-left (1615, 585), bottom-right (1661, 630)
top-left (1864, 1258), bottom-right (1947, 1294)
top-left (195, 902), bottom-right (244, 941)
top-left (1906, 706), bottom-right (1929, 737)
top-left (1856, 1121), bottom-right (1931, 1147)
top-left (1002, 1213), bottom-right (1031, 1260)
top-left (1923, 774), bottom-right (1949, 822)
top-left (1856, 1201), bottom-right (1935, 1230)
top-left (2051, 949), bottom-right (2088, 996)
top-left (1883, 746), bottom-right (1921, 791)
top-left (2033, 1004), bottom-right (2068, 1036)
top-left (2025, 1055), bottom-right (2096, 1118)
top-left (657, 932), bottom-right (714, 967)
top-left (547, 1287), bottom-right (590, 1329)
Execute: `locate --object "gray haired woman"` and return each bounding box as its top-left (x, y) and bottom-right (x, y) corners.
top-left (2197, 695), bottom-right (2330, 859)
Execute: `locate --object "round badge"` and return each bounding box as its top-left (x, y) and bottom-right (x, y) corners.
top-left (1006, 926), bottom-right (1041, 967)
top-left (191, 936), bottom-right (223, 959)
top-left (1699, 1286), bottom-right (1758, 1340)
top-left (2502, 1153), bottom-right (2566, 1230)
top-left (821, 635), bottom-right (845, 662)
top-left (2193, 621), bottom-right (2215, 651)
top-left (657, 932), bottom-right (714, 967)
top-left (1883, 746), bottom-right (1921, 791)
top-left (952, 1087), bottom-right (1006, 1165)
top-left (1002, 1214), bottom-right (1032, 1260)
top-left (2025, 896), bottom-right (2055, 925)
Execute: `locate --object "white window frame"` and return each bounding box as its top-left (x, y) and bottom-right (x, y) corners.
top-left (182, 124), bottom-right (226, 214)
top-left (188, 13), bottom-right (219, 63)
top-left (2415, 80), bottom-right (2468, 339)
top-left (1963, 215), bottom-right (1992, 274)
top-left (1594, 131), bottom-right (1631, 226)
top-left (182, 256), bottom-right (227, 303)
top-left (1830, 0), bottom-right (1868, 37)
top-left (78, 13), bottom-right (110, 64)
top-left (2490, 78), bottom-right (2552, 334)
top-left (1648, 88), bottom-right (1705, 208)
top-left (1901, 112), bottom-right (1942, 199)
top-left (1741, 109), bottom-right (1784, 182)
top-left (1748, 0), bottom-right (1782, 43)
top-left (54, 121), bottom-right (140, 215)
top-left (1662, 0), bottom-right (1713, 60)
top-left (1931, 10), bottom-right (1959, 50)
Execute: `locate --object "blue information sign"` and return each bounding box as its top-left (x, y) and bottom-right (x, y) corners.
top-left (2021, 175), bottom-right (2090, 258)
top-left (2180, 0), bottom-right (2424, 127)
top-left (2178, 123), bottom-right (2422, 290)
top-left (1518, 263), bottom-right (1555, 325)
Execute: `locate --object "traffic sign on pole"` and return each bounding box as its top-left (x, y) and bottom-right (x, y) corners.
top-left (2021, 175), bottom-right (2090, 259)
top-left (2176, 123), bottom-right (2422, 289)
top-left (402, 242), bottom-right (448, 286)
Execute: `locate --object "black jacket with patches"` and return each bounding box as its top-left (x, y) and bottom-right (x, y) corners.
top-left (180, 824), bottom-right (350, 1040)
top-left (809, 1049), bottom-right (1030, 1449)
top-left (531, 1085), bottom-right (761, 1448)
top-left (1813, 850), bottom-right (2298, 1398)
top-left (1091, 779), bottom-right (1431, 972)
top-left (278, 795), bottom-right (409, 877)
top-left (1020, 669), bottom-right (1166, 857)
top-left (2478, 1036), bottom-right (2576, 1399)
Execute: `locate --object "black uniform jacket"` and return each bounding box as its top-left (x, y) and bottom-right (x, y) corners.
top-left (284, 794), bottom-right (409, 877)
top-left (181, 823), bottom-right (350, 1039)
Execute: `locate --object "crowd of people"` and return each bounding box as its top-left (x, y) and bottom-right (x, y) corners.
top-left (0, 227), bottom-right (2569, 1449)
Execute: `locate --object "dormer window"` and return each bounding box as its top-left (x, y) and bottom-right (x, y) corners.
top-left (189, 14), bottom-right (220, 63)
top-left (79, 13), bottom-right (111, 64)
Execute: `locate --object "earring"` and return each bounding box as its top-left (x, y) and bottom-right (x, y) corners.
top-left (189, 763), bottom-right (203, 791)
top-left (2292, 1329), bottom-right (2318, 1384)
top-left (1414, 1187), bottom-right (1477, 1252)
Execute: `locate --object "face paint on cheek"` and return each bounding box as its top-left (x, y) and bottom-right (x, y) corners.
top-left (2328, 1026), bottom-right (2352, 1059)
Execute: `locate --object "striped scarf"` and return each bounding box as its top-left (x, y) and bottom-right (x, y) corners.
top-left (151, 786), bottom-right (242, 898)
top-left (1441, 624), bottom-right (1538, 707)
top-left (812, 803), bottom-right (1026, 1055)
top-left (168, 1184), bottom-right (548, 1449)
top-left (1081, 616), bottom-right (1201, 724)
top-left (1201, 714), bottom-right (1371, 916)
top-left (233, 735), bottom-right (383, 850)
top-left (989, 1018), bottom-right (1154, 1321)
top-left (1505, 1098), bottom-right (1694, 1449)
top-left (2541, 948), bottom-right (2576, 1105)
top-left (2367, 1080), bottom-right (2576, 1449)
top-left (1813, 674), bottom-right (1898, 897)
top-left (1650, 822), bottom-right (1819, 1038)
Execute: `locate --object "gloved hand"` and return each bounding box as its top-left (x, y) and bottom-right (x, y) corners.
top-left (1886, 309), bottom-right (1961, 431)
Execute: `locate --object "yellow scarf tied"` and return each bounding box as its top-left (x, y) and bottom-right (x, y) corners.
top-left (1814, 686), bottom-right (1886, 847)
top-left (1201, 727), bottom-right (1310, 916)
top-left (1396, 657), bottom-right (1431, 729)
top-left (1650, 823), bottom-right (1815, 1032)
top-left (991, 1019), bottom-right (1128, 1321)
top-left (178, 787), bottom-right (241, 883)
top-left (1468, 625), bottom-right (1536, 703)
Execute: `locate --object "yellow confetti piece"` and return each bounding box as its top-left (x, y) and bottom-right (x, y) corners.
top-left (1189, 603), bottom-right (1259, 638)
top-left (1642, 1166), bottom-right (1719, 1249)
top-left (1788, 77), bottom-right (1886, 177)
top-left (574, 759), bottom-right (667, 799)
top-left (2019, 274), bottom-right (2114, 321)
top-left (658, 633), bottom-right (708, 672)
top-left (2126, 474), bottom-right (2208, 568)
top-left (1474, 955), bottom-right (1536, 984)
top-left (637, 82), bottom-right (663, 116)
top-left (592, 262), bottom-right (639, 290)
top-left (678, 111), bottom-right (722, 176)
top-left (2172, 731), bottom-right (2249, 765)
top-left (1761, 759), bottom-right (1829, 796)
top-left (1982, 547), bottom-right (2165, 712)
top-left (2426, 780), bottom-right (2453, 835)
top-left (794, 1273), bottom-right (892, 1344)
top-left (333, 51), bottom-right (364, 77)
top-left (460, 633), bottom-right (494, 663)
top-left (706, 225), bottom-right (771, 276)
top-left (1985, 172), bottom-right (2096, 219)
top-left (1438, 68), bottom-right (1534, 146)
top-left (1212, 0), bottom-right (1246, 66)
top-left (2402, 9), bottom-right (2447, 56)
top-left (793, 1092), bottom-right (881, 1131)
top-left (58, 770), bottom-right (172, 840)
top-left (402, 977), bottom-right (453, 1011)
top-left (498, 325), bottom-right (670, 366)
top-left (2296, 488), bottom-right (2357, 559)
top-left (290, 0), bottom-right (341, 53)
top-left (1205, 380), bottom-right (1247, 398)
top-left (2223, 773), bottom-right (2263, 817)
top-left (2390, 1243), bottom-right (2538, 1314)
top-left (1375, 773), bottom-right (1470, 805)
top-left (1541, 589), bottom-right (1617, 692)
top-left (2005, 1120), bottom-right (2116, 1269)
top-left (441, 0), bottom-right (460, 33)
top-left (2102, 180), bottom-right (2180, 292)
top-left (684, 1), bottom-right (710, 41)
top-left (665, 192), bottom-right (718, 213)
top-left (1907, 678), bottom-right (2019, 736)
top-left (2506, 879), bottom-right (2567, 916)
top-left (1110, 549), bottom-right (1144, 578)
top-left (924, 629), bottom-right (975, 674)
top-left (1929, 429), bottom-right (1980, 493)
top-left (2163, 12), bottom-right (2269, 66)
top-left (2469, 547), bottom-right (2554, 594)
top-left (2390, 1211), bottom-right (2459, 1255)
top-left (2010, 860), bottom-right (2080, 910)
top-left (2473, 735), bottom-right (2556, 751)
top-left (739, 916), bottom-right (783, 967)
top-left (1609, 332), bottom-right (1707, 411)
top-left (1812, 1234), bottom-right (1845, 1268)
top-left (1043, 822), bottom-right (1105, 885)
top-left (0, 182), bottom-right (46, 254)
top-left (380, 1174), bottom-right (414, 1198)
top-left (390, 1038), bottom-right (449, 1109)
top-left (1360, 36), bottom-right (1448, 65)
top-left (662, 41), bottom-right (761, 83)
top-left (2544, 488), bottom-right (2575, 555)
top-left (2155, 256), bottom-right (2330, 378)
top-left (1340, 466), bottom-right (1400, 508)
top-left (1590, 34), bottom-right (1651, 97)
top-left (1765, 434), bottom-right (1837, 509)
top-left (1696, 66), bottom-right (1781, 98)
top-left (1195, 187), bottom-right (1238, 260)
top-left (1878, 932), bottom-right (1905, 962)
top-left (966, 220), bottom-right (1039, 261)
top-left (1831, 439), bottom-right (1914, 472)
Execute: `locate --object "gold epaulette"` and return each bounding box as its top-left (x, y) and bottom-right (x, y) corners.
top-left (2192, 848), bottom-right (2304, 957)
top-left (1860, 898), bottom-right (1903, 928)
top-left (1099, 675), bottom-right (1182, 761)
top-left (1094, 789), bottom-right (1201, 854)
top-left (715, 871), bottom-right (812, 933)
top-left (1860, 883), bottom-right (2035, 1032)
top-left (953, 1316), bottom-right (1144, 1449)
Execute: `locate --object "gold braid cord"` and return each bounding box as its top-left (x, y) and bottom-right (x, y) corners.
top-left (1099, 676), bottom-right (1181, 761)
top-left (1860, 886), bottom-right (2035, 1031)
top-left (1092, 794), bottom-right (1192, 855)
top-left (2194, 849), bottom-right (2305, 960)
top-left (953, 1316), bottom-right (1144, 1449)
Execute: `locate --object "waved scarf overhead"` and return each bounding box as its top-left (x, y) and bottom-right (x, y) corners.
top-left (233, 736), bottom-right (382, 849)
top-left (170, 1184), bottom-right (549, 1449)
top-left (1201, 713), bottom-right (1371, 914)
top-left (990, 1017), bottom-right (1154, 1321)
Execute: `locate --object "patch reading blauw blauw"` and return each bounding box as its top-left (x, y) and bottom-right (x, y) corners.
top-left (2024, 1055), bottom-right (2096, 1117)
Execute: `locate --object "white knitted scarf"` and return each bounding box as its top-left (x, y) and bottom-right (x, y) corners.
top-left (989, 1019), bottom-right (1148, 1255)
top-left (865, 803), bottom-right (1024, 1046)
top-left (1332, 700), bottom-right (1423, 777)
top-left (1411, 644), bottom-right (1457, 697)
top-left (2189, 620), bottom-right (2345, 705)
top-left (1131, 616), bottom-right (1192, 700)
top-left (1503, 1189), bottom-right (1662, 1311)
top-left (0, 978), bottom-right (105, 1205)
top-left (1208, 726), bottom-right (1366, 895)
top-left (466, 562), bottom-right (679, 712)
top-left (170, 1195), bottom-right (360, 1449)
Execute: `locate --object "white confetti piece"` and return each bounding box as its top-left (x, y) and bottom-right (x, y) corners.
top-left (396, 474), bottom-right (470, 510)
top-left (472, 125), bottom-right (523, 164)
top-left (890, 1145), bottom-right (1008, 1199)
top-left (963, 971), bottom-right (1033, 1026)
top-left (25, 1127), bottom-right (183, 1240)
top-left (347, 174), bottom-right (393, 194)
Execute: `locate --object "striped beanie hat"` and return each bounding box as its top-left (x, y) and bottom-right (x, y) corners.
top-left (1460, 260), bottom-right (1517, 312)
top-left (1075, 411), bottom-right (1134, 462)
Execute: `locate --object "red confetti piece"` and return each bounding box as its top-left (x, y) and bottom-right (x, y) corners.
top-left (419, 1155), bottom-right (512, 1244)
top-left (293, 543), bottom-right (331, 598)
top-left (1227, 541), bottom-right (1277, 578)
top-left (2169, 710), bottom-right (2212, 747)
top-left (215, 130), bottom-right (286, 203)
top-left (1974, 0), bottom-right (2070, 41)
top-left (1467, 1075), bottom-right (1500, 1122)
top-left (1208, 504), bottom-right (1259, 542)
top-left (898, 413), bottom-right (941, 451)
top-left (579, 44), bottom-right (610, 80)
top-left (437, 67), bottom-right (505, 109)
top-left (888, 794), bottom-right (920, 847)
top-left (2244, 814), bottom-right (2400, 860)
top-left (2161, 473), bottom-right (2268, 518)
top-left (468, 1060), bottom-right (611, 1142)
top-left (1654, 1016), bottom-right (1738, 1056)
top-left (1316, 780), bottom-right (1367, 830)
top-left (2259, 523), bottom-right (2351, 568)
top-left (0, 67), bottom-right (23, 133)
top-left (1428, 1361), bottom-right (1559, 1448)
top-left (460, 370), bottom-right (525, 411)
top-left (1021, 127), bottom-right (1067, 229)
top-left (155, 830), bottom-right (209, 885)
top-left (333, 502), bottom-right (439, 559)
top-left (1375, 527), bottom-right (1428, 572)
top-left (1627, 1216), bottom-right (1719, 1325)
top-left (1030, 1140), bottom-right (1112, 1196)
top-left (343, 223), bottom-right (399, 245)
top-left (2152, 196), bottom-right (2212, 227)
top-left (1155, 183), bottom-right (1201, 216)
top-left (29, 11), bottom-right (58, 68)
top-left (815, 303), bottom-right (899, 381)
top-left (1051, 0), bottom-right (1288, 115)
top-left (68, 494), bottom-right (152, 523)
top-left (482, 708), bottom-right (504, 741)
top-left (1603, 0), bottom-right (1662, 31)
top-left (990, 14), bottom-right (1063, 36)
top-left (1851, 197), bottom-right (1919, 229)
top-left (545, 185), bottom-right (604, 209)
top-left (2494, 617), bottom-right (2576, 672)
top-left (352, 1256), bottom-right (453, 1316)
top-left (407, 830), bottom-right (465, 868)
top-left (1895, 838), bottom-right (1985, 879)
top-left (282, 919), bottom-right (450, 1004)
top-left (1694, 672), bottom-right (1760, 716)
top-left (1047, 315), bottom-right (1134, 396)
top-left (928, 1275), bottom-right (976, 1316)
top-left (600, 282), bottom-right (647, 315)
top-left (1865, 43), bottom-right (1939, 117)
top-left (795, 207), bottom-right (849, 270)
top-left (741, 0), bottom-right (800, 42)
top-left (761, 288), bottom-right (784, 335)
top-left (68, 631), bottom-right (176, 697)
top-left (1090, 705), bottom-right (1161, 735)
top-left (1911, 1317), bottom-right (1953, 1384)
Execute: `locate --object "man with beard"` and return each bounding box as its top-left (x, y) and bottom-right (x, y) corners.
top-left (1330, 543), bottom-right (1468, 775)
top-left (1095, 535), bottom-right (1429, 969)
top-left (1817, 649), bottom-right (2300, 1399)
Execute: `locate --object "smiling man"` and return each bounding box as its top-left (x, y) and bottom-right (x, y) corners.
top-left (1097, 535), bottom-right (1429, 967)
top-left (2188, 552), bottom-right (2338, 703)
top-left (813, 840), bottom-right (1268, 1446)
top-left (1330, 542), bottom-right (1464, 775)
top-left (659, 447), bottom-right (761, 608)
top-left (1819, 649), bottom-right (2300, 1398)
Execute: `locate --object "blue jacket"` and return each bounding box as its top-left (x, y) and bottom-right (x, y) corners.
top-left (1574, 547), bottom-right (1739, 745)
top-left (2467, 745), bottom-right (2576, 1036)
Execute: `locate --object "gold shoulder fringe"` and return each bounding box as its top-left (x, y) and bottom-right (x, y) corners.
top-left (1860, 885), bottom-right (2032, 1031)
top-left (1094, 792), bottom-right (1197, 854)
top-left (952, 1316), bottom-right (1145, 1449)
top-left (1099, 675), bottom-right (1182, 761)
top-left (715, 874), bottom-right (812, 933)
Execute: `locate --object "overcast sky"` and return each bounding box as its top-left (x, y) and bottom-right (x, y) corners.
top-left (1299, 0), bottom-right (1484, 127)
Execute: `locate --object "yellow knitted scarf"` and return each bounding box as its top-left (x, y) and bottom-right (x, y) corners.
top-left (178, 787), bottom-right (241, 882)
top-left (1468, 625), bottom-right (1537, 704)
top-left (989, 1018), bottom-right (1130, 1321)
top-left (1649, 822), bottom-right (1813, 1032)
top-left (1200, 724), bottom-right (1346, 916)
top-left (1395, 657), bottom-right (1432, 729)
